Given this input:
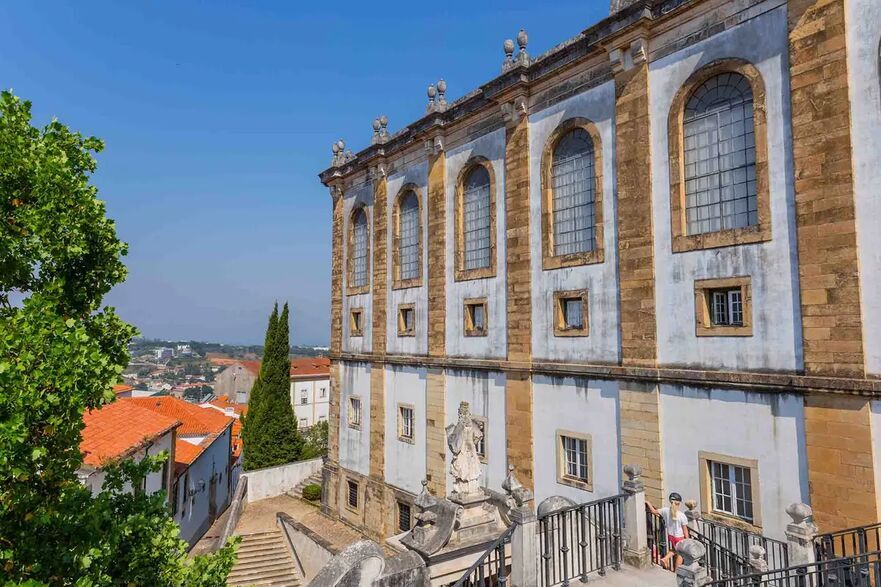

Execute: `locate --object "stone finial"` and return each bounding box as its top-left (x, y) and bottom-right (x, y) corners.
top-left (379, 115), bottom-right (389, 138)
top-left (427, 84), bottom-right (437, 113)
top-left (749, 545), bottom-right (769, 573)
top-left (610, 0), bottom-right (641, 14)
top-left (515, 29), bottom-right (530, 67)
top-left (436, 79), bottom-right (447, 111)
top-left (684, 499), bottom-right (702, 523)
top-left (786, 502), bottom-right (813, 527)
top-left (623, 464), bottom-right (644, 494)
top-left (415, 479), bottom-right (438, 511)
top-left (502, 464), bottom-right (534, 507)
top-left (371, 118), bottom-right (382, 144)
top-left (372, 115), bottom-right (390, 145)
top-left (332, 139), bottom-right (351, 166)
top-left (676, 539), bottom-right (706, 568)
top-left (502, 39), bottom-right (515, 71)
top-left (676, 539), bottom-right (710, 586)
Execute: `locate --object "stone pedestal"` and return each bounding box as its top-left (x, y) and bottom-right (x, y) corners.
top-left (785, 503), bottom-right (818, 567)
top-left (510, 506), bottom-right (538, 587)
top-left (622, 464), bottom-right (650, 569)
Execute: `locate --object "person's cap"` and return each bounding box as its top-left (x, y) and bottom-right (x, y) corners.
top-left (669, 492), bottom-right (682, 502)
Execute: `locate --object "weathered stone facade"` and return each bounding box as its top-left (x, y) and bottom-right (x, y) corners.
top-left (319, 0), bottom-right (881, 540)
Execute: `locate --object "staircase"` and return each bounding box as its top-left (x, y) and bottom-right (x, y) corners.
top-left (288, 471), bottom-right (323, 501)
top-left (227, 531), bottom-right (301, 587)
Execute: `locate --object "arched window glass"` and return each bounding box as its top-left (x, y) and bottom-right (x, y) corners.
top-left (463, 166), bottom-right (492, 270)
top-left (683, 72), bottom-right (757, 235)
top-left (398, 191), bottom-right (420, 280)
top-left (351, 208), bottom-right (368, 287)
top-left (552, 128), bottom-right (596, 255)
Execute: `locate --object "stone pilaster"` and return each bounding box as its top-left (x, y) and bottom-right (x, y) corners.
top-left (425, 368), bottom-right (447, 496)
top-left (788, 0), bottom-right (864, 377)
top-left (427, 151), bottom-right (446, 358)
top-left (505, 372), bottom-right (534, 492)
top-left (804, 393), bottom-right (879, 531)
top-left (330, 189), bottom-right (344, 354)
top-left (619, 382), bottom-right (663, 507)
top-left (614, 61), bottom-right (657, 367)
top-left (504, 105), bottom-right (532, 365)
top-left (369, 364), bottom-right (385, 480)
top-left (328, 361), bottom-right (341, 466)
top-left (372, 168), bottom-right (388, 355)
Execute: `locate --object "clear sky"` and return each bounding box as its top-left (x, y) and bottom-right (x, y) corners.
top-left (0, 1), bottom-right (608, 345)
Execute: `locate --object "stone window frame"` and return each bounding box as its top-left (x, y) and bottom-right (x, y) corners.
top-left (397, 303), bottom-right (416, 337)
top-left (541, 117), bottom-right (605, 270)
top-left (473, 415), bottom-right (488, 464)
top-left (694, 276), bottom-right (753, 337)
top-left (347, 395), bottom-right (362, 430)
top-left (349, 307), bottom-right (364, 337)
top-left (553, 289), bottom-right (590, 337)
top-left (698, 451), bottom-right (763, 532)
top-left (463, 297), bottom-right (488, 338)
top-left (454, 156), bottom-right (498, 282)
top-left (392, 184), bottom-right (424, 290)
top-left (668, 59), bottom-right (771, 253)
top-left (556, 429), bottom-right (593, 492)
top-left (345, 477), bottom-right (361, 513)
top-left (397, 403), bottom-right (415, 444)
top-left (346, 204), bottom-right (371, 296)
top-left (397, 500), bottom-right (413, 533)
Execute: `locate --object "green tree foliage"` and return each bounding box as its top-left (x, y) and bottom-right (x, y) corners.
top-left (301, 419), bottom-right (329, 460)
top-left (0, 91), bottom-right (237, 585)
top-left (242, 303), bottom-right (302, 470)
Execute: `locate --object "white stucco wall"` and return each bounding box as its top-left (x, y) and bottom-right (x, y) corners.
top-left (339, 362), bottom-right (371, 477)
top-left (444, 369), bottom-right (508, 494)
top-left (387, 161), bottom-right (429, 356)
top-left (81, 431), bottom-right (174, 498)
top-left (845, 0), bottom-right (881, 376)
top-left (174, 426), bottom-right (233, 546)
top-left (243, 457), bottom-right (324, 501)
top-left (291, 377), bottom-right (330, 428)
top-left (660, 384), bottom-right (807, 540)
top-left (532, 376), bottom-right (621, 506)
top-left (649, 4), bottom-right (803, 372)
top-left (444, 128), bottom-right (508, 360)
top-left (528, 80), bottom-right (621, 364)
top-left (342, 181), bottom-right (374, 354)
top-left (384, 365), bottom-right (427, 494)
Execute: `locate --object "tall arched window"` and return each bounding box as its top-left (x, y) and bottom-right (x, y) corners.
top-left (350, 207), bottom-right (369, 288)
top-left (683, 72), bottom-right (757, 235)
top-left (397, 190), bottom-right (420, 282)
top-left (552, 128), bottom-right (597, 255)
top-left (463, 165), bottom-right (492, 271)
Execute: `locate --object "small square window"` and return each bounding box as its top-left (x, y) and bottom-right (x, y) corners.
top-left (398, 501), bottom-right (412, 533)
top-left (556, 430), bottom-right (592, 491)
top-left (695, 277), bottom-right (752, 336)
top-left (398, 404), bottom-right (415, 443)
top-left (350, 308), bottom-right (364, 337)
top-left (464, 298), bottom-right (488, 337)
top-left (397, 304), bottom-right (415, 337)
top-left (699, 451), bottom-right (761, 529)
top-left (554, 290), bottom-right (589, 337)
top-left (319, 387), bottom-right (327, 399)
top-left (299, 417), bottom-right (308, 427)
top-left (346, 479), bottom-right (359, 510)
top-left (300, 390), bottom-right (309, 404)
top-left (348, 396), bottom-right (362, 429)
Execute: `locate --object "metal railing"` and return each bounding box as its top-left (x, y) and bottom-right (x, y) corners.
top-left (816, 521), bottom-right (881, 561)
top-left (451, 522), bottom-right (516, 587)
top-left (689, 524), bottom-right (751, 581)
top-left (691, 516), bottom-right (790, 571)
top-left (537, 494), bottom-right (625, 586)
top-left (647, 506), bottom-right (669, 566)
top-left (706, 549), bottom-right (881, 586)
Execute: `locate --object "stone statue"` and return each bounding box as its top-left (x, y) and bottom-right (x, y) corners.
top-left (446, 401), bottom-right (483, 497)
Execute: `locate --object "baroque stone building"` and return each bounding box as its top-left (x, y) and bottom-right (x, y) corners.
top-left (318, 0), bottom-right (881, 542)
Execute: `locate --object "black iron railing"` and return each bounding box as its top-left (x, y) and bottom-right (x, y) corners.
top-left (706, 549), bottom-right (881, 586)
top-left (816, 521), bottom-right (881, 561)
top-left (689, 524), bottom-right (751, 581)
top-left (691, 516), bottom-right (790, 571)
top-left (451, 522), bottom-right (516, 587)
top-left (647, 506), bottom-right (669, 566)
top-left (537, 494), bottom-right (625, 587)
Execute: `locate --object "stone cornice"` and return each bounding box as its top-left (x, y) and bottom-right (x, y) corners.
top-left (318, 0), bottom-right (695, 189)
top-left (330, 352), bottom-right (881, 397)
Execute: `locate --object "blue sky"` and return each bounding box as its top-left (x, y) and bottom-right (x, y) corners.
top-left (0, 1), bottom-right (607, 345)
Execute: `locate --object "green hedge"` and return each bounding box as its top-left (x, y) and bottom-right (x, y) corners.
top-left (302, 484), bottom-right (321, 501)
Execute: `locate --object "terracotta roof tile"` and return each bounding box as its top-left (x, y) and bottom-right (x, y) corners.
top-left (289, 357), bottom-right (330, 378)
top-left (129, 396), bottom-right (233, 437)
top-left (174, 439), bottom-right (204, 466)
top-left (81, 400), bottom-right (180, 468)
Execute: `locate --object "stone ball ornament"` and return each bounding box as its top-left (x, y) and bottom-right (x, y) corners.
top-left (379, 114), bottom-right (388, 127)
top-left (427, 84), bottom-right (437, 99)
top-left (437, 78), bottom-right (446, 94)
top-left (517, 29), bottom-right (528, 50)
top-left (504, 38), bottom-right (515, 56)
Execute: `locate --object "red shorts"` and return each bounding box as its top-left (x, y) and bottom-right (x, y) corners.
top-left (668, 535), bottom-right (685, 551)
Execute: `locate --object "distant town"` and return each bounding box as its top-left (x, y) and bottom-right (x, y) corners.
top-left (121, 338), bottom-right (329, 404)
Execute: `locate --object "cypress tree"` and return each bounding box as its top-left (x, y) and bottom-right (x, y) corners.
top-left (241, 303), bottom-right (277, 469)
top-left (242, 302), bottom-right (302, 470)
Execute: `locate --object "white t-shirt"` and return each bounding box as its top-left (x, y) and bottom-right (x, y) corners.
top-left (659, 507), bottom-right (689, 538)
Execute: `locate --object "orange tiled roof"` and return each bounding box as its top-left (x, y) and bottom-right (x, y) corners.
top-left (209, 397), bottom-right (248, 416)
top-left (175, 439), bottom-right (204, 466)
top-left (112, 384), bottom-right (133, 394)
top-left (81, 399), bottom-right (180, 468)
top-left (129, 396), bottom-right (233, 437)
top-left (289, 357), bottom-right (330, 378)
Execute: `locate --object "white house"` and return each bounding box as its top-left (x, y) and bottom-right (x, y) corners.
top-left (289, 357), bottom-right (330, 429)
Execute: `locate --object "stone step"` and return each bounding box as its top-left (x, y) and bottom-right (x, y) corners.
top-left (228, 566), bottom-right (300, 586)
top-left (237, 539), bottom-right (287, 553)
top-left (228, 530), bottom-right (301, 587)
top-left (233, 548), bottom-right (288, 563)
top-left (228, 560), bottom-right (297, 580)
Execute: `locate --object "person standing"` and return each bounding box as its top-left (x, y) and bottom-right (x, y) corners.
top-left (647, 492), bottom-right (690, 570)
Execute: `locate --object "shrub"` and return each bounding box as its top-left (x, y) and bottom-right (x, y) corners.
top-left (302, 484), bottom-right (322, 501)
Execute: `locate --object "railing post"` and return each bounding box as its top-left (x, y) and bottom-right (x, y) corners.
top-left (676, 539), bottom-right (711, 587)
top-left (622, 464), bottom-right (650, 569)
top-left (748, 545), bottom-right (768, 573)
top-left (510, 506), bottom-right (538, 587)
top-left (785, 503), bottom-right (818, 566)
